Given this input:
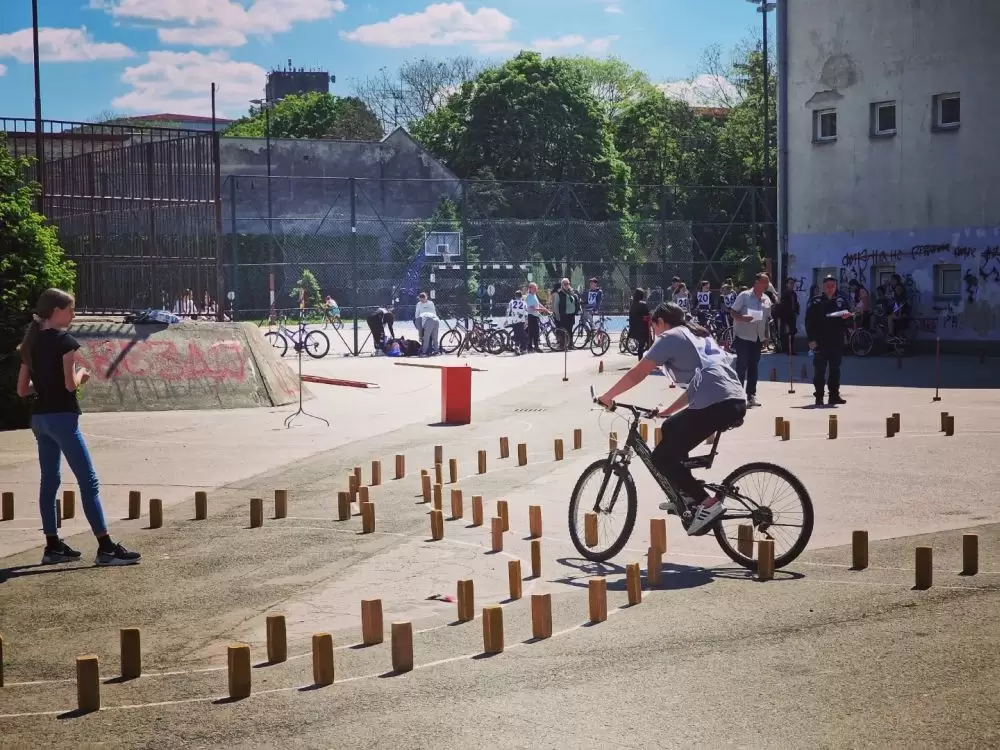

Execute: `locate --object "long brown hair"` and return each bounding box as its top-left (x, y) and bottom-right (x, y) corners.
top-left (651, 302), bottom-right (710, 338)
top-left (19, 288), bottom-right (75, 370)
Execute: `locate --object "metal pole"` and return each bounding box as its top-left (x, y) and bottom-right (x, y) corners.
top-left (212, 83), bottom-right (225, 321)
top-left (31, 0), bottom-right (45, 214)
top-left (265, 103), bottom-right (274, 288)
top-left (762, 8), bottom-right (770, 195)
top-left (350, 177), bottom-right (359, 356)
top-left (776, 0), bottom-right (789, 286)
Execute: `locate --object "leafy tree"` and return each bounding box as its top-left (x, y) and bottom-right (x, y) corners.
top-left (226, 93), bottom-right (384, 141)
top-left (562, 56), bottom-right (658, 121)
top-left (290, 269), bottom-right (322, 309)
top-left (0, 139), bottom-right (76, 430)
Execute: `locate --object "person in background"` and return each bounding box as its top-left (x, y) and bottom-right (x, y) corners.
top-left (695, 280), bottom-right (713, 326)
top-left (524, 282), bottom-right (549, 352)
top-left (665, 276), bottom-right (683, 303)
top-left (173, 289), bottom-right (196, 318)
top-left (728, 272), bottom-right (772, 407)
top-left (888, 284), bottom-right (912, 340)
top-left (628, 288), bottom-right (652, 360)
top-left (506, 289), bottom-right (528, 354)
top-left (16, 289), bottom-right (141, 567)
top-left (413, 292), bottom-right (439, 356)
top-left (366, 307), bottom-right (395, 352)
top-left (584, 277), bottom-right (603, 326)
top-left (805, 275), bottom-right (850, 406)
top-left (720, 280), bottom-right (737, 325)
top-left (778, 277), bottom-right (801, 354)
top-left (673, 283), bottom-right (690, 313)
top-left (553, 278), bottom-right (579, 346)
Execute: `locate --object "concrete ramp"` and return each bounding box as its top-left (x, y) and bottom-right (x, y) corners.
top-left (71, 321), bottom-right (308, 413)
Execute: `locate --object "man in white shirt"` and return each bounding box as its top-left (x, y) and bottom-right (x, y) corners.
top-left (728, 272), bottom-right (772, 407)
top-left (413, 292), bottom-right (439, 356)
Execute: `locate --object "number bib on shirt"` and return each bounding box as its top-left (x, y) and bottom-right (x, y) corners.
top-left (696, 291), bottom-right (711, 308)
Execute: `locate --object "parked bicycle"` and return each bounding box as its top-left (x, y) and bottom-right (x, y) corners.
top-left (264, 316), bottom-right (331, 358)
top-left (849, 313), bottom-right (909, 357)
top-left (568, 388), bottom-right (814, 571)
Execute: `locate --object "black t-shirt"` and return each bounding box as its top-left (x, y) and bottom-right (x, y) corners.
top-left (29, 329), bottom-right (81, 415)
top-left (628, 301), bottom-right (650, 336)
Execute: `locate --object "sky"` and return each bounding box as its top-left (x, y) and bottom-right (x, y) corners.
top-left (0, 0), bottom-right (762, 122)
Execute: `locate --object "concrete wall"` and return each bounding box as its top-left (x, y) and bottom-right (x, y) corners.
top-left (785, 0), bottom-right (1000, 341)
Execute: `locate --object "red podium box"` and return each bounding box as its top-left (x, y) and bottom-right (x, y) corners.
top-left (441, 366), bottom-right (472, 425)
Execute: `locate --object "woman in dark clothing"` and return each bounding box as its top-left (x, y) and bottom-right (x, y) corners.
top-left (778, 277), bottom-right (801, 354)
top-left (628, 288), bottom-right (651, 360)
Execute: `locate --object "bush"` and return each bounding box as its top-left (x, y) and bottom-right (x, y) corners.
top-left (0, 138), bottom-right (76, 431)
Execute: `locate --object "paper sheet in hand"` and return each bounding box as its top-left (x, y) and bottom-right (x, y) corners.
top-left (748, 308), bottom-right (764, 321)
top-left (826, 310), bottom-right (852, 318)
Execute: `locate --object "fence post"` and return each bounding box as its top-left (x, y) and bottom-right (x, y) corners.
top-left (229, 177), bottom-right (239, 319)
top-left (350, 177), bottom-right (359, 356)
top-left (212, 131), bottom-right (225, 321)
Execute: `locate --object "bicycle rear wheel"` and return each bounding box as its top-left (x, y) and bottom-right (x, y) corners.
top-left (305, 330), bottom-right (330, 358)
top-left (568, 459), bottom-right (638, 562)
top-left (264, 331), bottom-right (287, 357)
top-left (573, 323), bottom-right (591, 349)
top-left (590, 329), bottom-right (611, 356)
top-left (439, 329), bottom-right (463, 354)
top-left (850, 329), bottom-right (874, 357)
top-left (485, 329), bottom-right (507, 355)
top-left (711, 461), bottom-right (814, 571)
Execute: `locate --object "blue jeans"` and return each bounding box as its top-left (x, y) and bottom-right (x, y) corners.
top-left (733, 336), bottom-right (762, 397)
top-left (31, 413), bottom-right (108, 537)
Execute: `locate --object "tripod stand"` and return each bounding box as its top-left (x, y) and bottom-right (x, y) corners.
top-left (284, 338), bottom-right (330, 429)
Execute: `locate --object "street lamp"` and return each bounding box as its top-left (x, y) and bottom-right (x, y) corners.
top-left (31, 0), bottom-right (44, 213)
top-left (746, 0), bottom-right (776, 190)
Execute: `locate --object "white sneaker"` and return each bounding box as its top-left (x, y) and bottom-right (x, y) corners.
top-left (686, 500), bottom-right (726, 536)
top-left (747, 395), bottom-right (760, 408)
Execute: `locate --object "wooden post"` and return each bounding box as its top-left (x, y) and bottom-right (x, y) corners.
top-left (227, 644), bottom-right (251, 699)
top-left (448, 458), bottom-right (458, 484)
top-left (337, 491), bottom-right (351, 521)
top-left (471, 495), bottom-right (484, 527)
top-left (584, 512), bottom-right (599, 547)
top-left (647, 546), bottom-right (662, 586)
top-left (491, 517), bottom-right (504, 552)
top-left (650, 518), bottom-right (667, 555)
top-left (361, 599), bottom-right (384, 646)
top-left (781, 421), bottom-right (790, 441)
top-left (528, 505), bottom-right (542, 539)
top-left (0, 633), bottom-right (4, 686)
top-left (891, 413), bottom-right (901, 433)
top-left (915, 546), bottom-right (933, 589)
top-left (433, 483), bottom-right (443, 511)
top-left (482, 605), bottom-right (504, 654)
top-left (434, 445), bottom-right (443, 465)
top-left (353, 466), bottom-right (362, 488)
top-left (962, 533), bottom-right (979, 576)
top-left (500, 436), bottom-right (510, 459)
top-left (149, 498), bottom-right (163, 529)
top-left (0, 491), bottom-right (12, 521)
top-left (852, 530), bottom-right (869, 570)
top-left (517, 443), bottom-right (527, 466)
top-left (62, 489), bottom-right (76, 519)
top-left (508, 560), bottom-right (522, 600)
top-left (573, 428), bottom-right (582, 450)
top-left (421, 474), bottom-right (432, 503)
top-left (249, 498), bottom-right (263, 528)
top-left (450, 489), bottom-right (464, 520)
top-left (430, 509), bottom-right (444, 540)
top-left (554, 439), bottom-right (564, 461)
top-left (497, 500), bottom-right (509, 532)
top-left (273, 489), bottom-right (287, 519)
top-left (530, 540), bottom-right (542, 579)
top-left (828, 414), bottom-right (838, 439)
top-left (266, 614), bottom-right (287, 663)
top-left (391, 622), bottom-right (414, 673)
top-left (774, 416), bottom-right (784, 437)
top-left (940, 411), bottom-right (949, 432)
top-left (477, 450), bottom-right (487, 474)
top-left (654, 426), bottom-right (662, 446)
top-left (312, 633), bottom-right (334, 686)
top-left (886, 417), bottom-right (895, 438)
top-left (457, 579), bottom-right (475, 622)
top-left (433, 462), bottom-right (443, 487)
top-left (588, 577), bottom-right (608, 623)
top-left (737, 524), bottom-right (754, 558)
top-left (361, 502), bottom-right (376, 533)
top-left (626, 562), bottom-right (642, 605)
top-left (395, 454), bottom-right (405, 479)
top-left (531, 593), bottom-right (552, 639)
top-left (371, 460), bottom-right (382, 486)
top-left (128, 490), bottom-right (141, 519)
top-left (194, 490), bottom-right (209, 520)
top-left (120, 628), bottom-right (141, 680)
top-left (358, 486), bottom-right (370, 506)
top-left (944, 415), bottom-right (955, 436)
top-left (757, 539), bottom-right (775, 581)
top-left (76, 654), bottom-right (101, 712)
top-left (639, 423), bottom-right (648, 443)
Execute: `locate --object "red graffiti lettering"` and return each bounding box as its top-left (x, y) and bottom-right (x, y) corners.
top-left (76, 338), bottom-right (248, 384)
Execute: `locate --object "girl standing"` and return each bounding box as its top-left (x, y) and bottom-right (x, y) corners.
top-left (16, 289), bottom-right (141, 567)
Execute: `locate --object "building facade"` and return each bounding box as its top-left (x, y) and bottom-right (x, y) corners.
top-left (785, 0), bottom-right (1000, 342)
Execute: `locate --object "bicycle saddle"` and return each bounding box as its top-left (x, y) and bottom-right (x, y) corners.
top-left (724, 418), bottom-right (745, 431)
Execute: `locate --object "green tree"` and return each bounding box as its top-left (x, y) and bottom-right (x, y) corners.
top-left (226, 93), bottom-right (384, 141)
top-left (0, 138), bottom-right (76, 430)
top-left (562, 56), bottom-right (658, 121)
top-left (290, 269), bottom-right (322, 309)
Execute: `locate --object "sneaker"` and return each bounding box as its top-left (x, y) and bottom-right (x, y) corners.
top-left (95, 542), bottom-right (142, 567)
top-left (814, 395), bottom-right (824, 407)
top-left (747, 395), bottom-right (760, 408)
top-left (828, 395), bottom-right (846, 406)
top-left (686, 499), bottom-right (726, 536)
top-left (41, 540), bottom-right (82, 565)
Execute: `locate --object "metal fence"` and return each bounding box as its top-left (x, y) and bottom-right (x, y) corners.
top-left (2, 117), bottom-right (222, 315)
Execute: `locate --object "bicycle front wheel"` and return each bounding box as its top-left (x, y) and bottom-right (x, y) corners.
top-left (264, 331), bottom-right (287, 357)
top-left (573, 323), bottom-right (591, 349)
top-left (305, 330), bottom-right (330, 358)
top-left (712, 461), bottom-right (814, 571)
top-left (850, 329), bottom-right (874, 357)
top-left (568, 459), bottom-right (638, 562)
top-left (439, 329), bottom-right (463, 354)
top-left (590, 329), bottom-right (611, 356)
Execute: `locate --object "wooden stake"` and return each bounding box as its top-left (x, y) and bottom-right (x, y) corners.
top-left (348, 472), bottom-right (359, 502)
top-left (915, 546), bottom-right (933, 589)
top-left (128, 489), bottom-right (141, 520)
top-left (430, 509), bottom-right (444, 540)
top-left (852, 530), bottom-right (869, 570)
top-left (491, 517), bottom-right (504, 552)
top-left (531, 593), bottom-right (552, 639)
top-left (482, 605), bottom-right (504, 654)
top-left (650, 518), bottom-right (667, 555)
top-left (588, 577), bottom-right (608, 623)
top-left (457, 579), bottom-right (475, 622)
top-left (120, 628), bottom-right (141, 680)
top-left (337, 491), bottom-right (351, 521)
top-left (149, 498), bottom-right (163, 529)
top-left (76, 654), bottom-right (101, 712)
top-left (471, 495), bottom-right (484, 527)
top-left (654, 426), bottom-right (662, 446)
top-left (391, 622), bottom-right (413, 673)
top-left (757, 539), bottom-right (775, 581)
top-left (421, 473), bottom-right (432, 503)
top-left (962, 533), bottom-right (979, 576)
top-left (273, 489), bottom-right (287, 519)
top-left (886, 417), bottom-right (895, 438)
top-left (195, 490), bottom-right (209, 520)
top-left (625, 562), bottom-right (642, 605)
top-left (448, 458), bottom-right (458, 484)
top-left (737, 524), bottom-right (754, 558)
top-left (497, 500), bottom-right (509, 531)
top-left (361, 502), bottom-right (375, 533)
top-left (227, 644), bottom-right (251, 699)
top-left (361, 599), bottom-right (384, 646)
top-left (0, 491), bottom-right (12, 521)
top-left (434, 445), bottom-right (443, 465)
top-left (940, 411), bottom-right (949, 432)
top-left (434, 462), bottom-right (443, 487)
top-left (944, 415), bottom-right (955, 436)
top-left (353, 466), bottom-right (362, 488)
top-left (774, 416), bottom-right (784, 437)
top-left (584, 512), bottom-right (599, 547)
top-left (500, 436), bottom-right (510, 459)
top-left (891, 413), bottom-right (901, 433)
top-left (781, 421), bottom-right (790, 441)
top-left (528, 505), bottom-right (542, 538)
top-left (395, 454), bottom-right (405, 479)
top-left (358, 486), bottom-right (370, 505)
top-left (647, 546), bottom-right (662, 586)
top-left (477, 450), bottom-right (487, 474)
top-left (433, 483), bottom-right (443, 511)
top-left (530, 540), bottom-right (542, 578)
top-left (371, 460), bottom-right (382, 486)
top-left (554, 438), bottom-right (564, 461)
top-left (62, 489), bottom-right (75, 519)
top-left (450, 489), bottom-right (464, 520)
top-left (312, 633), bottom-right (334, 686)
top-left (517, 443), bottom-right (527, 466)
top-left (828, 414), bottom-right (838, 439)
top-left (573, 428), bottom-right (582, 450)
top-left (508, 559), bottom-right (522, 600)
top-left (266, 614), bottom-right (287, 663)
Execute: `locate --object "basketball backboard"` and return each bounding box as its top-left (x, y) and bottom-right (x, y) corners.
top-left (424, 231), bottom-right (462, 259)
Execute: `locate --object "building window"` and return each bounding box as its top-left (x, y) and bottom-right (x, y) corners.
top-left (934, 264), bottom-right (962, 299)
top-left (813, 109), bottom-right (838, 142)
top-left (871, 101), bottom-right (897, 136)
top-left (933, 93), bottom-right (960, 130)
top-left (874, 266), bottom-right (896, 294)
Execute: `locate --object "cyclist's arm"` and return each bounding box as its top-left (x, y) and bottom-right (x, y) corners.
top-left (597, 357), bottom-right (659, 406)
top-left (656, 389), bottom-right (689, 418)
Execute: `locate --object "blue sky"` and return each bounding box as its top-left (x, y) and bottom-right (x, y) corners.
top-left (0, 1), bottom-right (762, 122)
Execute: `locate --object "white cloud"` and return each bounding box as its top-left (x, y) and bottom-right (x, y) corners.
top-left (112, 50), bottom-right (266, 117)
top-left (604, 4), bottom-right (623, 12)
top-left (0, 26), bottom-right (134, 63)
top-left (479, 33), bottom-right (618, 56)
top-left (0, 64), bottom-right (6, 76)
top-left (93, 0), bottom-right (346, 48)
top-left (659, 74), bottom-right (741, 107)
top-left (342, 2), bottom-right (514, 48)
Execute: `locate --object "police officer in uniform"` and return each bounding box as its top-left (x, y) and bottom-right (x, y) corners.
top-left (805, 275), bottom-right (850, 406)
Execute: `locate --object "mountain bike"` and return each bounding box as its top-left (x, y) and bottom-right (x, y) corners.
top-left (264, 317), bottom-right (330, 358)
top-left (568, 388), bottom-right (814, 571)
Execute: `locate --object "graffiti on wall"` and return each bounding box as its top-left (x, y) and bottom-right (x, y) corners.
top-left (76, 339), bottom-right (249, 384)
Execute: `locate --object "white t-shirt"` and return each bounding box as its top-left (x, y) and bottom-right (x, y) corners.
top-left (506, 298), bottom-right (527, 323)
top-left (674, 294), bottom-right (689, 311)
top-left (414, 300), bottom-right (436, 318)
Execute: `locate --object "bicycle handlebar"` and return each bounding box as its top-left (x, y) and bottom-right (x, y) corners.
top-left (589, 386), bottom-right (659, 419)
